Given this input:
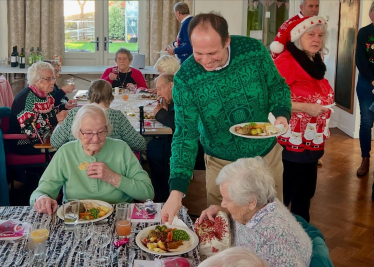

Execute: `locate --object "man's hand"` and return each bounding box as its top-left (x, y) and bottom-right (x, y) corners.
top-left (61, 84), bottom-right (75, 94)
top-left (154, 103), bottom-right (162, 115)
top-left (166, 47), bottom-right (175, 55)
top-left (34, 197), bottom-right (58, 215)
top-left (161, 190), bottom-right (183, 224)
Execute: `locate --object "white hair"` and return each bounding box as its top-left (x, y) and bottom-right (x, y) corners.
top-left (154, 55), bottom-right (181, 75)
top-left (300, 0), bottom-right (319, 6)
top-left (27, 62), bottom-right (54, 85)
top-left (293, 23), bottom-right (329, 55)
top-left (71, 104), bottom-right (112, 139)
top-left (216, 157), bottom-right (276, 207)
top-left (198, 247), bottom-right (269, 267)
top-left (370, 1), bottom-right (374, 16)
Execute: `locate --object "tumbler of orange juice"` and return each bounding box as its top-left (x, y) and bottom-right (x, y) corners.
top-left (116, 203), bottom-right (131, 238)
top-left (122, 94), bottom-right (129, 101)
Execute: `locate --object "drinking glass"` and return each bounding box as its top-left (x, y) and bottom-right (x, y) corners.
top-left (121, 89), bottom-right (130, 112)
top-left (66, 77), bottom-right (75, 85)
top-left (112, 67), bottom-right (119, 81)
top-left (115, 203), bottom-right (131, 239)
top-left (62, 199), bottom-right (79, 229)
top-left (96, 228), bottom-right (112, 265)
top-left (74, 222), bottom-right (94, 256)
top-left (28, 225), bottom-right (48, 266)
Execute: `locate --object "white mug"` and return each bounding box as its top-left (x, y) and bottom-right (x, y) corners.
top-left (114, 87), bottom-right (120, 96)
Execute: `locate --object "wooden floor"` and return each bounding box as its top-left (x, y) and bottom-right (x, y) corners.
top-left (183, 128), bottom-right (374, 267)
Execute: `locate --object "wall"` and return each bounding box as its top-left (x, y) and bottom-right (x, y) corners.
top-left (194, 0), bottom-right (247, 35)
top-left (0, 1), bottom-right (8, 59)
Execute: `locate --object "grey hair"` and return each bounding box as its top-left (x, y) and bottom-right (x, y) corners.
top-left (197, 247), bottom-right (269, 267)
top-left (71, 104), bottom-right (113, 140)
top-left (216, 157), bottom-right (276, 207)
top-left (154, 55), bottom-right (180, 74)
top-left (300, 0), bottom-right (306, 6)
top-left (370, 1), bottom-right (374, 16)
top-left (27, 61), bottom-right (55, 85)
top-left (293, 24), bottom-right (329, 55)
top-left (115, 48), bottom-right (133, 63)
top-left (174, 2), bottom-right (190, 14)
top-left (155, 73), bottom-right (174, 85)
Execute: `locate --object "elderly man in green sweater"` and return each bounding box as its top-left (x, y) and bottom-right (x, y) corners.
top-left (161, 13), bottom-right (291, 224)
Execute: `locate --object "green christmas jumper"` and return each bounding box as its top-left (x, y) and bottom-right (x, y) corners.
top-left (170, 35), bottom-right (292, 193)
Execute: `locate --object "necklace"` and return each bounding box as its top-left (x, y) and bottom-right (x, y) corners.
top-left (119, 67), bottom-right (131, 88)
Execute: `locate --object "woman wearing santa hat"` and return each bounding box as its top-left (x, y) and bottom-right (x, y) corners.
top-left (272, 16), bottom-right (334, 222)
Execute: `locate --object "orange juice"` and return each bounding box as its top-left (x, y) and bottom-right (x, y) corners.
top-left (122, 95), bottom-right (129, 101)
top-left (30, 229), bottom-right (49, 244)
top-left (116, 220), bottom-right (131, 237)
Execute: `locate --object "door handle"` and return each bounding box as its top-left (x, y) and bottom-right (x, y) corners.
top-left (104, 37), bottom-right (113, 52)
top-left (90, 37), bottom-right (99, 51)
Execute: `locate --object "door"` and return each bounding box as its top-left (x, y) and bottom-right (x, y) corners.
top-left (63, 0), bottom-right (142, 66)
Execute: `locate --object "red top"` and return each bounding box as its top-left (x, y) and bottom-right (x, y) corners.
top-left (100, 67), bottom-right (148, 89)
top-left (274, 50), bottom-right (334, 160)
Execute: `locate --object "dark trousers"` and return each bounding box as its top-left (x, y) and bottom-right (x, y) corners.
top-left (147, 137), bottom-right (171, 202)
top-left (283, 160), bottom-right (318, 222)
top-left (356, 74), bottom-right (374, 158)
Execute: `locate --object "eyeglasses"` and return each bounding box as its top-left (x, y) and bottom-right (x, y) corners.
top-left (41, 77), bottom-right (57, 83)
top-left (80, 129), bottom-right (108, 140)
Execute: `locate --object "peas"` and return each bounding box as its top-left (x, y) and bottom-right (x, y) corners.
top-left (89, 208), bottom-right (99, 219)
top-left (172, 229), bottom-right (190, 241)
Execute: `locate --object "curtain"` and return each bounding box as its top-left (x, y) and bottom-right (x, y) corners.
top-left (8, 0), bottom-right (63, 96)
top-left (145, 0), bottom-right (193, 66)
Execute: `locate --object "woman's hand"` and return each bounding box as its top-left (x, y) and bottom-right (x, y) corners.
top-left (305, 103), bottom-right (329, 117)
top-left (109, 72), bottom-right (117, 81)
top-left (87, 162), bottom-right (122, 187)
top-left (198, 205), bottom-right (224, 224)
top-left (65, 99), bottom-right (77, 110)
top-left (34, 197), bottom-right (58, 215)
top-left (56, 110), bottom-right (69, 123)
top-left (61, 84), bottom-right (75, 94)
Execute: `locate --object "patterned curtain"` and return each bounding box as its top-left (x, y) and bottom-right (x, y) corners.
top-left (145, 0), bottom-right (193, 66)
top-left (7, 0), bottom-right (63, 96)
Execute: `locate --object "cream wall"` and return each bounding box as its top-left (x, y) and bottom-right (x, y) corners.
top-left (0, 1), bottom-right (8, 59)
top-left (193, 0), bottom-right (247, 35)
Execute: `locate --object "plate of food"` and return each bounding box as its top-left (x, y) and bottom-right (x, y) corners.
top-left (74, 90), bottom-right (89, 101)
top-left (136, 224), bottom-right (199, 256)
top-left (57, 199), bottom-right (113, 224)
top-left (229, 122), bottom-right (286, 139)
top-left (136, 94), bottom-right (158, 100)
top-left (144, 113), bottom-right (156, 120)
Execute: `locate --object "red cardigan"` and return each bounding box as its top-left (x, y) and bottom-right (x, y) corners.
top-left (101, 67), bottom-right (148, 89)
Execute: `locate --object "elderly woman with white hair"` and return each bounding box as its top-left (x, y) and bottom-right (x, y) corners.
top-left (198, 247), bottom-right (268, 267)
top-left (9, 61), bottom-right (75, 155)
top-left (154, 55), bottom-right (181, 75)
top-left (272, 16), bottom-right (334, 222)
top-left (30, 104), bottom-right (154, 214)
top-left (101, 47), bottom-right (147, 89)
top-left (198, 157), bottom-right (312, 266)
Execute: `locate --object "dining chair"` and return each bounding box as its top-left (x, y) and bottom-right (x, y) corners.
top-left (0, 107), bottom-right (48, 191)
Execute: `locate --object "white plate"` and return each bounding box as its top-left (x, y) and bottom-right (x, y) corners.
top-left (136, 95), bottom-right (157, 100)
top-left (74, 90), bottom-right (89, 101)
top-left (135, 225), bottom-right (199, 256)
top-left (57, 199), bottom-right (113, 224)
top-left (229, 122), bottom-right (286, 139)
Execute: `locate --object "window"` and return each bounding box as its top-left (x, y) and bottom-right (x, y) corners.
top-left (63, 0), bottom-right (145, 66)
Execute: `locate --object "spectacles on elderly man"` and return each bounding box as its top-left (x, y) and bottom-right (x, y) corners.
top-left (41, 77), bottom-right (57, 83)
top-left (80, 129), bottom-right (108, 139)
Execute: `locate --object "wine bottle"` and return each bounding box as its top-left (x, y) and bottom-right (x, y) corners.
top-left (28, 47), bottom-right (34, 65)
top-left (38, 48), bottom-right (44, 62)
top-left (11, 46), bottom-right (19, 67)
top-left (36, 47), bottom-right (41, 62)
top-left (19, 48), bottom-right (25, 68)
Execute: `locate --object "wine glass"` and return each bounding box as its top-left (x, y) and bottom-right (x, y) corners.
top-left (66, 77), bottom-right (74, 85)
top-left (96, 228), bottom-right (112, 265)
top-left (112, 67), bottom-right (119, 81)
top-left (74, 222), bottom-right (94, 256)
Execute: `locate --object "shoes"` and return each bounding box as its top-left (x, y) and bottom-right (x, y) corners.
top-left (357, 157), bottom-right (370, 176)
top-left (318, 159), bottom-right (323, 166)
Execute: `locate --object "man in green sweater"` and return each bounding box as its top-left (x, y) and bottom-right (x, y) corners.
top-left (161, 13), bottom-right (291, 224)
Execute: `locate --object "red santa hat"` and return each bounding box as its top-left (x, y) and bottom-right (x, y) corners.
top-left (292, 115), bottom-right (302, 133)
top-left (316, 123), bottom-right (324, 134)
top-left (309, 116), bottom-right (317, 124)
top-left (270, 16), bottom-right (328, 55)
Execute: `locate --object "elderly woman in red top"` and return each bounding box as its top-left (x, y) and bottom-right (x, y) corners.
top-left (272, 16), bottom-right (333, 222)
top-left (101, 48), bottom-right (147, 89)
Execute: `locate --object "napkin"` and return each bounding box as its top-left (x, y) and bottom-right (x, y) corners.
top-left (130, 203), bottom-right (161, 223)
top-left (164, 215), bottom-right (188, 228)
top-left (131, 205), bottom-right (156, 219)
top-left (0, 220), bottom-right (30, 240)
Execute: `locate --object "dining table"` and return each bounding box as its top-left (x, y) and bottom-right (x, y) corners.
top-left (0, 205), bottom-right (201, 267)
